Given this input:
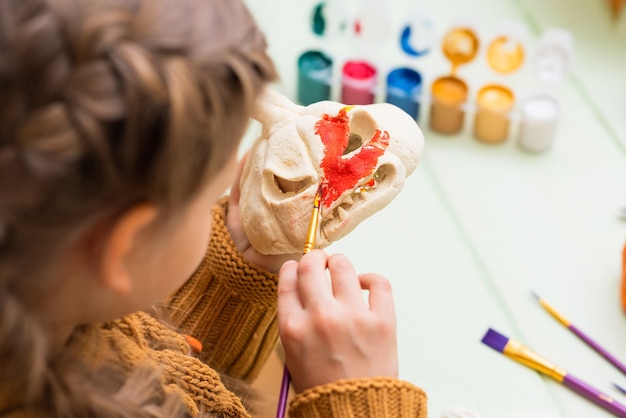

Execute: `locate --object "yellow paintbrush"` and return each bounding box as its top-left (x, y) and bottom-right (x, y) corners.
top-left (302, 188), bottom-right (322, 254)
top-left (277, 188), bottom-right (323, 418)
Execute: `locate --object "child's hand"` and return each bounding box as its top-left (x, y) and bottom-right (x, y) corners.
top-left (277, 250), bottom-right (399, 393)
top-left (227, 155), bottom-right (301, 274)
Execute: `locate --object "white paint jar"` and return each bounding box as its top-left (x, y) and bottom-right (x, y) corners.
top-left (517, 93), bottom-right (560, 152)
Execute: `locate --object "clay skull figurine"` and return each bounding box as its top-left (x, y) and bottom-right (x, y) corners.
top-left (239, 89), bottom-right (424, 255)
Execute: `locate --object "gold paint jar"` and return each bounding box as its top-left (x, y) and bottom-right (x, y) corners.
top-left (473, 84), bottom-right (514, 144)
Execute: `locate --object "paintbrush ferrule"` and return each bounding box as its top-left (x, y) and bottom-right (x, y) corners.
top-left (303, 191), bottom-right (322, 254)
top-left (538, 298), bottom-right (571, 327)
top-left (503, 338), bottom-right (567, 382)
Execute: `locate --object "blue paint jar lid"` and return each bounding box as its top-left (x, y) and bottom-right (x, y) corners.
top-left (399, 11), bottom-right (436, 57)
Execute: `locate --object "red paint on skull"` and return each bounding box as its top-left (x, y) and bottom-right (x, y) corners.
top-left (314, 108), bottom-right (389, 208)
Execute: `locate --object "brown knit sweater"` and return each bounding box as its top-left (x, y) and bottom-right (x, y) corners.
top-left (2, 197), bottom-right (428, 417)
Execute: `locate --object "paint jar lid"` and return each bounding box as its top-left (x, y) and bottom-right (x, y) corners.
top-left (486, 22), bottom-right (526, 74)
top-left (399, 11), bottom-right (436, 57)
top-left (533, 28), bottom-right (574, 84)
top-left (311, 0), bottom-right (348, 40)
top-left (441, 26), bottom-right (480, 68)
top-left (353, 0), bottom-right (392, 50)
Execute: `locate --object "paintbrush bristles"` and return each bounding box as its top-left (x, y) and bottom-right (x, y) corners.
top-left (531, 291), bottom-right (571, 327)
top-left (481, 328), bottom-right (566, 381)
top-left (481, 328), bottom-right (508, 353)
top-left (614, 383), bottom-right (626, 395)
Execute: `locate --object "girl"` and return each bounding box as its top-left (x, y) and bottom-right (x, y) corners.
top-left (0, 0), bottom-right (427, 416)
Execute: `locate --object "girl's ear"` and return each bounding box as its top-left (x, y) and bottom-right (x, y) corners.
top-left (99, 204), bottom-right (158, 295)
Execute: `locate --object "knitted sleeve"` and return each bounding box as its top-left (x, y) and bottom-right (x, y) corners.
top-left (289, 377), bottom-right (428, 418)
top-left (164, 196), bottom-right (278, 382)
top-left (165, 197), bottom-right (430, 418)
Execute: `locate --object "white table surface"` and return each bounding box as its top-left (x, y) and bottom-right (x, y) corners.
top-left (242, 1), bottom-right (626, 417)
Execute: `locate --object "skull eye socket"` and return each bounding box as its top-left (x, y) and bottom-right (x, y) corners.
top-left (344, 133), bottom-right (363, 155)
top-left (343, 110), bottom-right (377, 156)
top-left (273, 176), bottom-right (312, 194)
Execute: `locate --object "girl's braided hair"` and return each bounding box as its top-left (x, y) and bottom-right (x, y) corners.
top-left (0, 0), bottom-right (276, 415)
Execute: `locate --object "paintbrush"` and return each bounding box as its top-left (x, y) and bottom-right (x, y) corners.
top-left (532, 291), bottom-right (626, 377)
top-left (276, 189), bottom-right (323, 418)
top-left (614, 383), bottom-right (626, 396)
top-left (481, 328), bottom-right (626, 417)
top-left (302, 189), bottom-right (322, 255)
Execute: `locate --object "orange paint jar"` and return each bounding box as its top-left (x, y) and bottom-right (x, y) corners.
top-left (429, 76), bottom-right (468, 134)
top-left (428, 27), bottom-right (479, 135)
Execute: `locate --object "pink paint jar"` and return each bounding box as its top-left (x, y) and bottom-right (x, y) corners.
top-left (341, 60), bottom-right (377, 105)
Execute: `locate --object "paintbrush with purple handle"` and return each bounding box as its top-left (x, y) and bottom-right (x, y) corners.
top-left (481, 328), bottom-right (626, 417)
top-left (532, 291), bottom-right (626, 377)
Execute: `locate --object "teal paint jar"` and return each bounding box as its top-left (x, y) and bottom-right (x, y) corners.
top-left (297, 50), bottom-right (332, 105)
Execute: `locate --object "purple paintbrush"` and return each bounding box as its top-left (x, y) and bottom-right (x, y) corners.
top-left (532, 291), bottom-right (626, 377)
top-left (481, 328), bottom-right (626, 417)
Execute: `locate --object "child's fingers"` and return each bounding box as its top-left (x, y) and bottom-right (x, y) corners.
top-left (277, 260), bottom-right (302, 320)
top-left (359, 273), bottom-right (395, 317)
top-left (327, 253), bottom-right (365, 306)
top-left (228, 152), bottom-right (248, 203)
top-left (296, 250), bottom-right (333, 308)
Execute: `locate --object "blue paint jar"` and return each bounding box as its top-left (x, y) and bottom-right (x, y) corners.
top-left (297, 50), bottom-right (332, 105)
top-left (385, 67), bottom-right (422, 120)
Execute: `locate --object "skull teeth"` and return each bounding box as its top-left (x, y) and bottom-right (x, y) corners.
top-left (327, 190), bottom-right (364, 222)
top-left (336, 205), bottom-right (348, 221)
top-left (323, 181), bottom-right (375, 225)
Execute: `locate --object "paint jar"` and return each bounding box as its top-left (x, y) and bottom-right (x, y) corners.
top-left (473, 84), bottom-right (515, 144)
top-left (429, 75), bottom-right (468, 134)
top-left (470, 24), bottom-right (526, 144)
top-left (517, 94), bottom-right (560, 152)
top-left (516, 28), bottom-right (573, 152)
top-left (429, 26), bottom-right (479, 135)
top-left (297, 50), bottom-right (333, 105)
top-left (385, 67), bottom-right (422, 120)
top-left (341, 60), bottom-right (377, 105)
